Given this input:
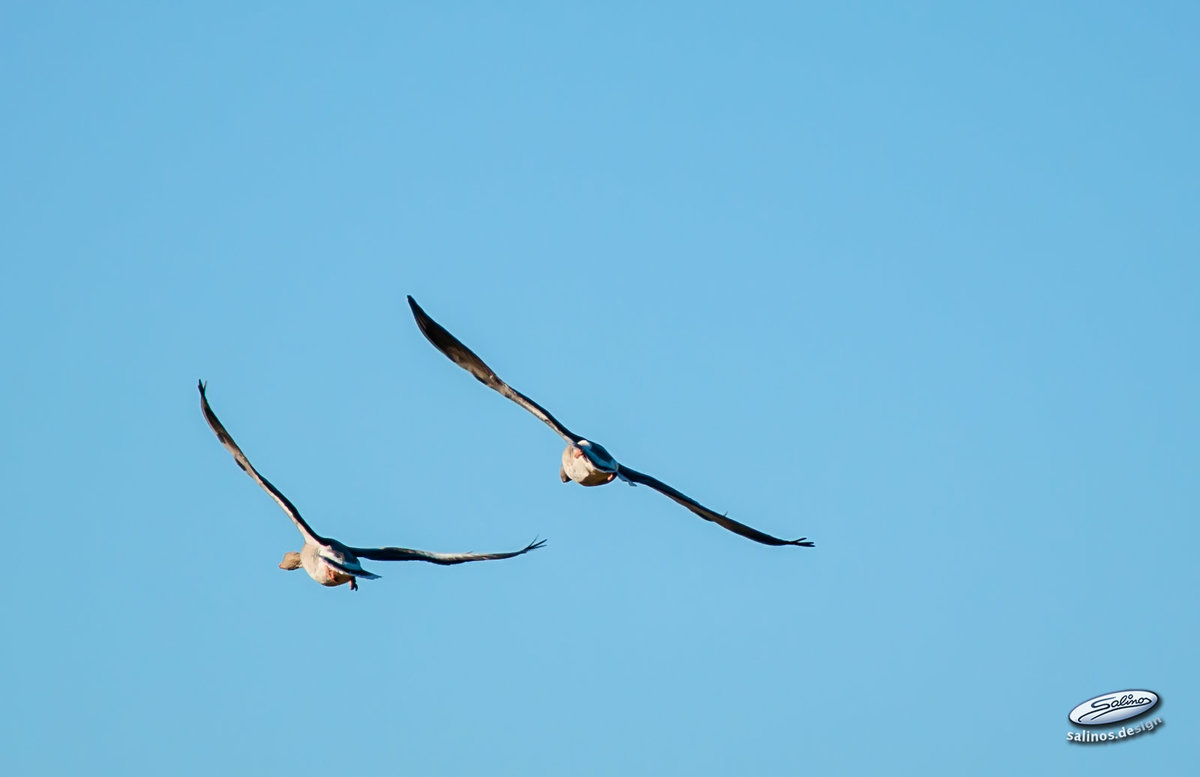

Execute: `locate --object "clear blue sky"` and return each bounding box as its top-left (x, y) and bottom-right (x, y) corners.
top-left (2, 2), bottom-right (1195, 774)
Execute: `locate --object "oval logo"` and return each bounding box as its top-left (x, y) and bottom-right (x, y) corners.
top-left (1069, 690), bottom-right (1159, 726)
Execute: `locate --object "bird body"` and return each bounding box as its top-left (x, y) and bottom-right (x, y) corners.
top-left (561, 441), bottom-right (618, 486)
top-left (292, 542), bottom-right (379, 589)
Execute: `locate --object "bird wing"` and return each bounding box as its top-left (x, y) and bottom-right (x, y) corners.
top-left (618, 466), bottom-right (814, 547)
top-left (407, 295), bottom-right (581, 445)
top-left (198, 380), bottom-right (325, 545)
top-left (349, 537), bottom-right (547, 565)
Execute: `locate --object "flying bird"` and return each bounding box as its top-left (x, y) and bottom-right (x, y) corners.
top-left (406, 296), bottom-right (814, 548)
top-left (198, 380), bottom-right (545, 590)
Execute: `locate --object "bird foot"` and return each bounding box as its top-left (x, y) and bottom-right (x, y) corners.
top-left (350, 578), bottom-right (359, 591)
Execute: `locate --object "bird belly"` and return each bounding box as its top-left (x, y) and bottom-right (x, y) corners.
top-left (561, 445), bottom-right (614, 487)
top-left (302, 547), bottom-right (354, 587)
top-left (323, 563), bottom-right (354, 586)
top-left (315, 562), bottom-right (354, 587)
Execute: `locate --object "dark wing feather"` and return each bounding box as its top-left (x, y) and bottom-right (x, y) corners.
top-left (619, 466), bottom-right (814, 547)
top-left (350, 538), bottom-right (547, 565)
top-left (407, 295), bottom-right (580, 444)
top-left (197, 381), bottom-right (326, 544)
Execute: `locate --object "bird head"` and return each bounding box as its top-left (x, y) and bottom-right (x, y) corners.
top-left (279, 551), bottom-right (303, 570)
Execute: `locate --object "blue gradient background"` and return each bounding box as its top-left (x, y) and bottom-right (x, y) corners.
top-left (2, 3), bottom-right (1195, 774)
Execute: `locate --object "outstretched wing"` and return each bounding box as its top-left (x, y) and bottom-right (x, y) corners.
top-left (197, 380), bottom-right (325, 545)
top-left (350, 537), bottom-right (547, 565)
top-left (618, 466), bottom-right (814, 547)
top-left (407, 295), bottom-right (581, 445)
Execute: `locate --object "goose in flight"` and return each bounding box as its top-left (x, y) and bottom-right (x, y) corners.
top-left (198, 380), bottom-right (546, 590)
top-left (406, 296), bottom-right (814, 548)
